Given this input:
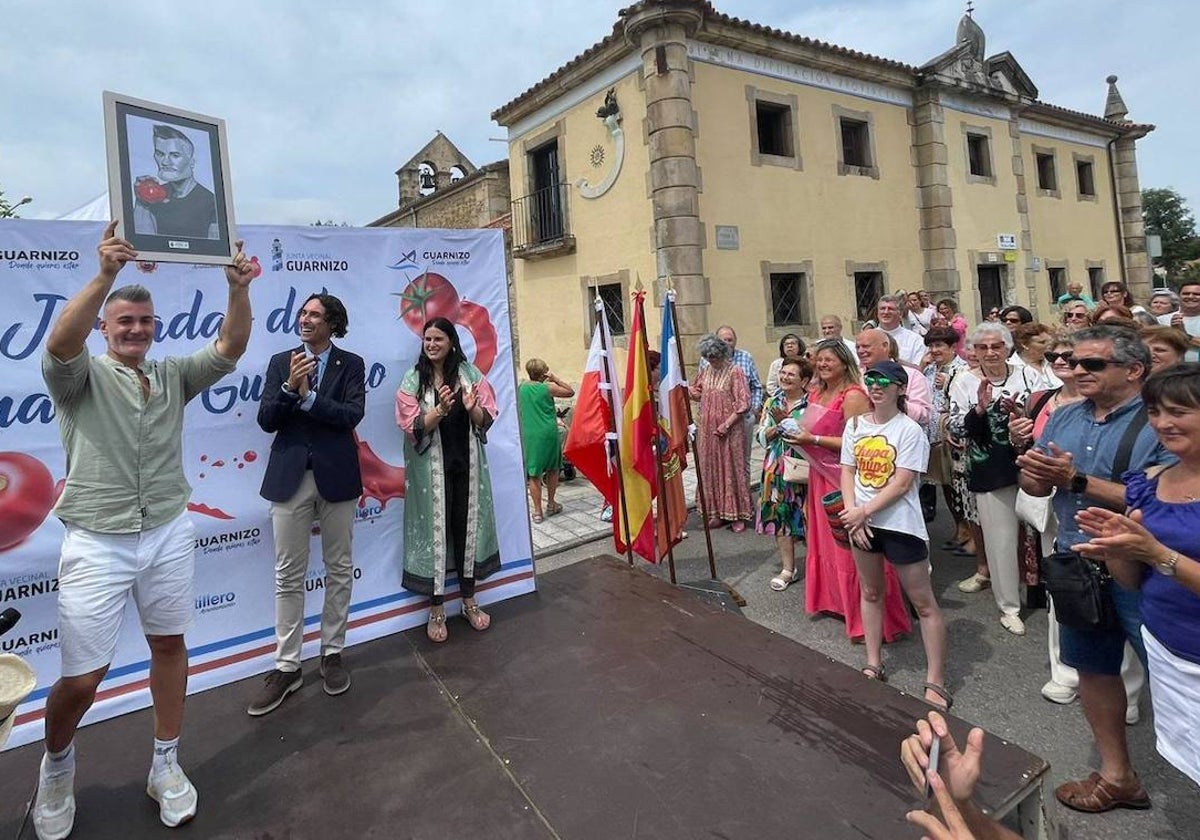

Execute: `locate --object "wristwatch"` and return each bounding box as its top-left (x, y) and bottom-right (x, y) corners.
top-left (1157, 551), bottom-right (1180, 577)
top-left (1070, 472), bottom-right (1089, 494)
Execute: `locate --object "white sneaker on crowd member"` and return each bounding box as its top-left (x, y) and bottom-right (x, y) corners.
top-left (1000, 614), bottom-right (1026, 636)
top-left (1041, 680), bottom-right (1077, 705)
top-left (1126, 702), bottom-right (1140, 726)
top-left (957, 573), bottom-right (991, 594)
top-left (33, 748), bottom-right (76, 840)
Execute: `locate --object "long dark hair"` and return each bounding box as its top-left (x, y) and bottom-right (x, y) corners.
top-left (415, 317), bottom-right (466, 398)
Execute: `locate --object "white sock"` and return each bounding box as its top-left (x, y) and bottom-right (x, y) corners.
top-left (151, 737), bottom-right (179, 776)
top-left (43, 743), bottom-right (75, 778)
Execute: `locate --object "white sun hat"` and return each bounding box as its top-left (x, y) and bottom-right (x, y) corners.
top-left (0, 654), bottom-right (37, 748)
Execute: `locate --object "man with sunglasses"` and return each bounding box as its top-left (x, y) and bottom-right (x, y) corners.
top-left (1156, 280), bottom-right (1200, 362)
top-left (1016, 326), bottom-right (1173, 813)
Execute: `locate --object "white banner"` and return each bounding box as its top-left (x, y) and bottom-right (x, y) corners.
top-left (0, 221), bottom-right (535, 749)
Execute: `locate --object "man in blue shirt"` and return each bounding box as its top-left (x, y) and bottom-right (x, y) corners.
top-left (1017, 326), bottom-right (1171, 813)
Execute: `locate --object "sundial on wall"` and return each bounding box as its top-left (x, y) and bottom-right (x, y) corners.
top-left (576, 88), bottom-right (624, 199)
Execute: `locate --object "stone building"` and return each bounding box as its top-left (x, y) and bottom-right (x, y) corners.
top-left (490, 0), bottom-right (1153, 378)
top-left (369, 132), bottom-right (519, 355)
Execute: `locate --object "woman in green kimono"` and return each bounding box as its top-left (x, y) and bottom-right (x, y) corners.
top-left (396, 317), bottom-right (501, 642)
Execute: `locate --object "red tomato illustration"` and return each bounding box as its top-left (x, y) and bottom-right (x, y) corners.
top-left (135, 177), bottom-right (168, 204)
top-left (0, 452), bottom-right (56, 551)
top-left (397, 272), bottom-right (461, 334)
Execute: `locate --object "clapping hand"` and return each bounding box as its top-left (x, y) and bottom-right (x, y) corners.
top-left (974, 380), bottom-right (992, 415)
top-left (287, 351), bottom-right (316, 396)
top-left (1072, 507), bottom-right (1163, 566)
top-left (436, 384), bottom-right (455, 415)
top-left (1007, 412), bottom-right (1034, 448)
top-left (1015, 442), bottom-right (1075, 488)
top-left (463, 383), bottom-right (479, 413)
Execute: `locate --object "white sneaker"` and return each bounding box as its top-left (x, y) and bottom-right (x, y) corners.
top-left (1041, 680), bottom-right (1077, 704)
top-left (1126, 704), bottom-right (1140, 726)
top-left (147, 763), bottom-right (198, 828)
top-left (957, 573), bottom-right (991, 594)
top-left (33, 756), bottom-right (75, 840)
top-left (1000, 614), bottom-right (1026, 636)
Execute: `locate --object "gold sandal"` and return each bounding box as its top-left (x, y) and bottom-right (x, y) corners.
top-left (462, 602), bottom-right (491, 632)
top-left (426, 610), bottom-right (448, 643)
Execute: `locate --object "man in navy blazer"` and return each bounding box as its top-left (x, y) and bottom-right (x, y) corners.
top-left (248, 293), bottom-right (365, 716)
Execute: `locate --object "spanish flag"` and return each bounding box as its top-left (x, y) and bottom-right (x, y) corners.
top-left (616, 291), bottom-right (658, 562)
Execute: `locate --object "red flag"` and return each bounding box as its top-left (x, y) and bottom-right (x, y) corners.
top-left (615, 291), bottom-right (658, 562)
top-left (564, 308), bottom-right (622, 504)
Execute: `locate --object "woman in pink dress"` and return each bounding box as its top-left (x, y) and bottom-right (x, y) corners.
top-left (690, 333), bottom-right (754, 531)
top-left (786, 339), bottom-right (911, 641)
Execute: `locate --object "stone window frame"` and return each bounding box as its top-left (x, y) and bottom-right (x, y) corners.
top-left (760, 260), bottom-right (815, 341)
top-left (520, 120), bottom-right (568, 196)
top-left (1044, 259), bottom-right (1071, 306)
top-left (1085, 260), bottom-right (1107, 299)
top-left (1074, 152), bottom-right (1098, 202)
top-left (579, 270), bottom-right (630, 348)
top-left (845, 259), bottom-right (889, 329)
top-left (961, 123), bottom-right (997, 186)
top-left (833, 104), bottom-right (880, 180)
top-left (746, 85), bottom-right (802, 171)
top-left (1031, 144), bottom-right (1060, 199)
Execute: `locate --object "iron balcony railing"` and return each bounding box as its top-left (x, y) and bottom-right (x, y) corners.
top-left (511, 183), bottom-right (571, 252)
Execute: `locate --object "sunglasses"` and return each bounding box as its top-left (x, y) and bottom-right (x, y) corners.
top-left (1044, 351), bottom-right (1074, 364)
top-left (1069, 357), bottom-right (1125, 372)
top-left (863, 373), bottom-right (898, 388)
top-left (1064, 312), bottom-right (1089, 320)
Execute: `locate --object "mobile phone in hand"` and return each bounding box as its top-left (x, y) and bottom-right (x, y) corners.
top-left (925, 736), bottom-right (942, 799)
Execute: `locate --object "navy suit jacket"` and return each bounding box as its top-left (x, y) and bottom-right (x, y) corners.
top-left (257, 344), bottom-right (365, 503)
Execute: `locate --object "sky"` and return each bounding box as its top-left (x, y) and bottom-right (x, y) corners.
top-left (2, 0), bottom-right (1196, 226)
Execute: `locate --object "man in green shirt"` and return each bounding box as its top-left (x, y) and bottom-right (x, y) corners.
top-left (32, 221), bottom-right (256, 839)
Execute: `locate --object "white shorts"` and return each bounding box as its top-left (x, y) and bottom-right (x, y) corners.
top-left (57, 511), bottom-right (196, 677)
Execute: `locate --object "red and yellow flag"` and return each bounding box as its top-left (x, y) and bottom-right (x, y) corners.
top-left (615, 291), bottom-right (658, 561)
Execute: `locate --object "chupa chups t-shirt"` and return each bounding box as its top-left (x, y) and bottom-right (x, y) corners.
top-left (840, 411), bottom-right (930, 540)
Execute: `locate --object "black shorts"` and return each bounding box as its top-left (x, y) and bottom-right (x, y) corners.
top-left (863, 527), bottom-right (928, 565)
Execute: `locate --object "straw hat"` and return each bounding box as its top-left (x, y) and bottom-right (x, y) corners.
top-left (0, 654), bottom-right (37, 748)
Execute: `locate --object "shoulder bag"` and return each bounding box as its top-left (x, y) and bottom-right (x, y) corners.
top-left (1040, 406), bottom-right (1148, 630)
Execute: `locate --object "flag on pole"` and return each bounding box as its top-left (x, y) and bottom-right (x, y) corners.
top-left (616, 291), bottom-right (658, 562)
top-left (564, 300), bottom-right (622, 504)
top-left (655, 290), bottom-right (689, 557)
top-left (658, 291), bottom-right (690, 460)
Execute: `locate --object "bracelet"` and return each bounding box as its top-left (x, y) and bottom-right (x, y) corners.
top-left (814, 435), bottom-right (822, 447)
top-left (435, 405), bottom-right (448, 418)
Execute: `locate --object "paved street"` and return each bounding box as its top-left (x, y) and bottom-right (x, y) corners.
top-left (529, 472), bottom-right (1197, 840)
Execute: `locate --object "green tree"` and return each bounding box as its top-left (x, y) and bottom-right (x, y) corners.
top-left (1142, 187), bottom-right (1200, 278)
top-left (0, 187), bottom-right (31, 218)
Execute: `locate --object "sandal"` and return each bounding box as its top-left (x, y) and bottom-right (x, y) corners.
top-left (770, 568), bottom-right (800, 592)
top-left (706, 518), bottom-right (725, 530)
top-left (546, 502), bottom-right (563, 517)
top-left (923, 682), bottom-right (954, 712)
top-left (730, 521), bottom-right (746, 534)
top-left (1055, 772), bottom-right (1151, 813)
top-left (426, 611), bottom-right (448, 643)
top-left (861, 663), bottom-right (887, 682)
top-left (462, 602), bottom-right (491, 632)
top-left (532, 512), bottom-right (544, 524)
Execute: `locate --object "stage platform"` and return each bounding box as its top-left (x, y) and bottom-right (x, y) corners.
top-left (0, 556), bottom-right (1048, 839)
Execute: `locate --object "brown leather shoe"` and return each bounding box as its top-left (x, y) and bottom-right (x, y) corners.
top-left (1055, 772), bottom-right (1151, 813)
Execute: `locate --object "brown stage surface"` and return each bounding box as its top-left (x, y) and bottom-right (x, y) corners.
top-left (0, 556), bottom-right (1047, 839)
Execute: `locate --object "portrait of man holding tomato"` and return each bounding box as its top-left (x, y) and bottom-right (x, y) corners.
top-left (131, 123), bottom-right (219, 240)
top-left (29, 220), bottom-right (256, 839)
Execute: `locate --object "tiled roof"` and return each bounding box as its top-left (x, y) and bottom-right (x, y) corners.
top-left (1026, 100), bottom-right (1155, 134)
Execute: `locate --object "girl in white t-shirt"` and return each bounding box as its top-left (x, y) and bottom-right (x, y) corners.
top-left (839, 361), bottom-right (950, 711)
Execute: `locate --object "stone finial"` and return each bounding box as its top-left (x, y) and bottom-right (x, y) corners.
top-left (957, 9), bottom-right (985, 60)
top-left (1104, 74), bottom-right (1130, 122)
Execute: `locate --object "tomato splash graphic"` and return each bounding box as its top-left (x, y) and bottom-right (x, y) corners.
top-left (356, 434), bottom-right (405, 510)
top-left (187, 502), bottom-right (235, 520)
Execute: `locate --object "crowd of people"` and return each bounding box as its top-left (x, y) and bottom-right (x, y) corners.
top-left (655, 284), bottom-right (1200, 817)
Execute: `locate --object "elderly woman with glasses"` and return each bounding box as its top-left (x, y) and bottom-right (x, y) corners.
top-left (948, 323), bottom-right (1043, 635)
top-left (1061, 300), bottom-right (1091, 333)
top-left (691, 333), bottom-right (754, 532)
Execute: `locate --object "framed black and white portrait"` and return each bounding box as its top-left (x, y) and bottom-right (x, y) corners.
top-left (103, 91), bottom-right (237, 265)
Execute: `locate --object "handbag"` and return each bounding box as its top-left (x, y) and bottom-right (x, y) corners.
top-left (1015, 488), bottom-right (1053, 532)
top-left (1040, 551), bottom-right (1118, 630)
top-left (782, 454), bottom-right (809, 484)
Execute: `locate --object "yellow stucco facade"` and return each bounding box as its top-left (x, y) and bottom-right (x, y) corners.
top-left (492, 2), bottom-right (1152, 383)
